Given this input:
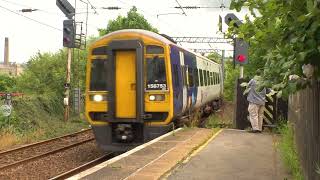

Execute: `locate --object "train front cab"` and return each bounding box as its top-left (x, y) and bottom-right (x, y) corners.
top-left (85, 33), bottom-right (174, 151)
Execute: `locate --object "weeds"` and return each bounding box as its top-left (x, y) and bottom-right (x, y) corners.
top-left (278, 123), bottom-right (304, 180)
top-left (0, 96), bottom-right (89, 150)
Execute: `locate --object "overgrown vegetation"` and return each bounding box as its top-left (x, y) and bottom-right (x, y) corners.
top-left (229, 0), bottom-right (320, 97)
top-left (223, 60), bottom-right (240, 101)
top-left (278, 123), bottom-right (304, 180)
top-left (206, 102), bottom-right (234, 129)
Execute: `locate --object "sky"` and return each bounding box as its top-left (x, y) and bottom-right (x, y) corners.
top-left (0, 0), bottom-right (248, 63)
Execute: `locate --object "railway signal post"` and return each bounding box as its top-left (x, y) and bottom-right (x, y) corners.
top-left (56, 0), bottom-right (76, 121)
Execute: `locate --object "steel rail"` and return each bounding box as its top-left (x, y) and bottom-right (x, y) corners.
top-left (0, 128), bottom-right (91, 156)
top-left (0, 137), bottom-right (95, 171)
top-left (49, 152), bottom-right (115, 180)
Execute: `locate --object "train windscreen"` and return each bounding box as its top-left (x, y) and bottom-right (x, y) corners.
top-left (146, 56), bottom-right (167, 90)
top-left (90, 59), bottom-right (107, 91)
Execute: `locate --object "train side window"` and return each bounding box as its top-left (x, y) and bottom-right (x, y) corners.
top-left (188, 67), bottom-right (194, 87)
top-left (215, 73), bottom-right (218, 84)
top-left (209, 72), bottom-right (212, 85)
top-left (194, 68), bottom-right (199, 87)
top-left (204, 70), bottom-right (207, 86)
top-left (146, 45), bottom-right (164, 54)
top-left (173, 64), bottom-right (179, 87)
top-left (207, 71), bottom-right (210, 86)
top-left (213, 73), bottom-right (216, 85)
top-left (90, 59), bottom-right (107, 91)
top-left (181, 66), bottom-right (188, 87)
top-left (199, 69), bottom-right (203, 86)
top-left (203, 71), bottom-right (206, 86)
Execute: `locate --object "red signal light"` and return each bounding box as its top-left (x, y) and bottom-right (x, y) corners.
top-left (63, 37), bottom-right (70, 43)
top-left (237, 54), bottom-right (246, 62)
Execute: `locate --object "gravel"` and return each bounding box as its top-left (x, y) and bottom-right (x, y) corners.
top-left (0, 140), bottom-right (105, 179)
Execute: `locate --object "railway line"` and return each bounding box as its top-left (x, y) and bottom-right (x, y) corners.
top-left (0, 128), bottom-right (115, 179)
top-left (50, 152), bottom-right (115, 180)
top-left (0, 128), bottom-right (93, 171)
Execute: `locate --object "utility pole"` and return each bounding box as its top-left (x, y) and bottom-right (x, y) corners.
top-left (239, 66), bottom-right (244, 78)
top-left (64, 48), bottom-right (72, 121)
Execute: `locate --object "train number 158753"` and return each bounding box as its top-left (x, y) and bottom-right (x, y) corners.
top-left (147, 83), bottom-right (167, 90)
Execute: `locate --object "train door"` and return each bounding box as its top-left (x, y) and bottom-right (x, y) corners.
top-left (115, 50), bottom-right (136, 118)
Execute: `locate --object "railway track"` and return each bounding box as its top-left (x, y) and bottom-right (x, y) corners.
top-left (50, 152), bottom-right (115, 180)
top-left (0, 128), bottom-right (94, 171)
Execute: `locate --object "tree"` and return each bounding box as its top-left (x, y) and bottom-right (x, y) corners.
top-left (228, 0), bottom-right (320, 96)
top-left (16, 50), bottom-right (87, 99)
top-left (207, 52), bottom-right (221, 63)
top-left (0, 74), bottom-right (16, 92)
top-left (98, 6), bottom-right (158, 36)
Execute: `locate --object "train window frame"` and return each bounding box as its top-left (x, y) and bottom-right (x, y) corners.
top-left (188, 67), bottom-right (194, 87)
top-left (194, 68), bottom-right (199, 87)
top-left (213, 72), bottom-right (216, 85)
top-left (89, 58), bottom-right (108, 91)
top-left (210, 72), bottom-right (213, 85)
top-left (146, 45), bottom-right (164, 54)
top-left (199, 69), bottom-right (203, 86)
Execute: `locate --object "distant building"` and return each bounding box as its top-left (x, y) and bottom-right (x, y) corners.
top-left (0, 37), bottom-right (24, 76)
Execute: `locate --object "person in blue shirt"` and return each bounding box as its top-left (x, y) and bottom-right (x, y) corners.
top-left (247, 73), bottom-right (266, 133)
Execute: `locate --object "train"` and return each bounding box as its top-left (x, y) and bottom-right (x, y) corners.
top-left (85, 29), bottom-right (223, 151)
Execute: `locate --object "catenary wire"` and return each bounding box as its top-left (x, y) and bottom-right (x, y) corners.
top-left (0, 4), bottom-right (61, 31)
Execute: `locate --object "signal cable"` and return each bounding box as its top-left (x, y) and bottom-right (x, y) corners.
top-left (0, 0), bottom-right (64, 17)
top-left (0, 4), bottom-right (61, 31)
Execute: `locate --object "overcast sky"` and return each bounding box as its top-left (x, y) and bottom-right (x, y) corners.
top-left (0, 0), bottom-right (247, 63)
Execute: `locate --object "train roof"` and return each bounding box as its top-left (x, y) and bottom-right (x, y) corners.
top-left (98, 29), bottom-right (220, 65)
top-left (99, 29), bottom-right (174, 45)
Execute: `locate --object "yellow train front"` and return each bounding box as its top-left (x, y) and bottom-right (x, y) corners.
top-left (85, 29), bottom-right (223, 151)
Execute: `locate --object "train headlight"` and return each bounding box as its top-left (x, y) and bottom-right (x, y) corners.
top-left (149, 94), bottom-right (165, 101)
top-left (149, 95), bottom-right (156, 101)
top-left (93, 95), bottom-right (103, 102)
top-left (89, 94), bottom-right (107, 102)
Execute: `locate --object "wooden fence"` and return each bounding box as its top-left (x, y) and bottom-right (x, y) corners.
top-left (289, 80), bottom-right (320, 180)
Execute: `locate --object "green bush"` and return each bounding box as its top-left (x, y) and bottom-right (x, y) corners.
top-left (223, 61), bottom-right (240, 101)
top-left (278, 123), bottom-right (304, 180)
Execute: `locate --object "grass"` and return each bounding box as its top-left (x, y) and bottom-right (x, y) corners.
top-left (0, 117), bottom-right (89, 150)
top-left (0, 95), bottom-right (90, 150)
top-left (206, 101), bottom-right (234, 129)
top-left (278, 123), bottom-right (304, 180)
